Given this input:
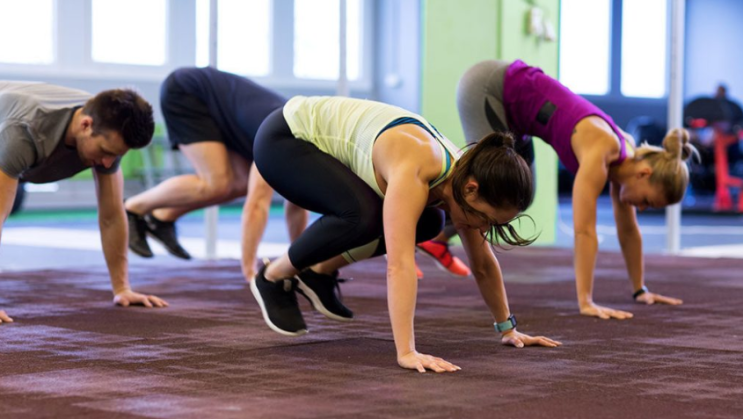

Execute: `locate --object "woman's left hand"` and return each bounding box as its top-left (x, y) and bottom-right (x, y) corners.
top-left (635, 291), bottom-right (683, 305)
top-left (501, 329), bottom-right (562, 348)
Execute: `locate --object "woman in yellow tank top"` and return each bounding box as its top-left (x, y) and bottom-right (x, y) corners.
top-left (250, 96), bottom-right (561, 373)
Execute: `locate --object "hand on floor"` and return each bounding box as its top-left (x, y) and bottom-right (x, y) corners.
top-left (114, 290), bottom-right (169, 308)
top-left (501, 330), bottom-right (562, 348)
top-left (635, 291), bottom-right (683, 305)
top-left (580, 302), bottom-right (633, 320)
top-left (0, 309), bottom-right (13, 324)
top-left (398, 350), bottom-right (461, 373)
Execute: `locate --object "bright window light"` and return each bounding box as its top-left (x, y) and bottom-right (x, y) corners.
top-left (91, 0), bottom-right (167, 66)
top-left (559, 0), bottom-right (611, 95)
top-left (0, 0), bottom-right (54, 64)
top-left (195, 0), bottom-right (271, 75)
top-left (195, 0), bottom-right (210, 68)
top-left (294, 0), bottom-right (361, 80)
top-left (621, 0), bottom-right (668, 98)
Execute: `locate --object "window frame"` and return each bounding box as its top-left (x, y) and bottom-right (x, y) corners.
top-left (88, 0), bottom-right (171, 69)
top-left (558, 0), bottom-right (613, 96)
top-left (560, 0), bottom-right (671, 103)
top-left (0, 0), bottom-right (374, 93)
top-left (0, 0), bottom-right (59, 71)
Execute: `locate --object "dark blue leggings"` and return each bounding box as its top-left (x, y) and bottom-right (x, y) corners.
top-left (253, 108), bottom-right (444, 270)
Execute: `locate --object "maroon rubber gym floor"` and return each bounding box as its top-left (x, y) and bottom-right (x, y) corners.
top-left (1, 247), bottom-right (742, 418)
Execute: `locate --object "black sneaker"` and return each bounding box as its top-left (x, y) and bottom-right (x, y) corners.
top-left (250, 265), bottom-right (307, 336)
top-left (296, 269), bottom-right (353, 321)
top-left (127, 210), bottom-right (153, 258)
top-left (145, 215), bottom-right (192, 260)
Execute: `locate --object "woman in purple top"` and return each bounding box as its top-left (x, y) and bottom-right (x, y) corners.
top-left (419, 59), bottom-right (697, 320)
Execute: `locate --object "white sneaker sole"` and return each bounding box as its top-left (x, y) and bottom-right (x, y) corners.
top-left (296, 279), bottom-right (354, 322)
top-left (250, 277), bottom-right (308, 337)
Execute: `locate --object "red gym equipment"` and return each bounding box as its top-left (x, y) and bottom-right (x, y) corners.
top-left (684, 97), bottom-right (743, 212)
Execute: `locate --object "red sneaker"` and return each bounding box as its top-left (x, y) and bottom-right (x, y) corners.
top-left (416, 240), bottom-right (471, 277)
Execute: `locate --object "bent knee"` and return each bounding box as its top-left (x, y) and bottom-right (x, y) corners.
top-left (199, 175), bottom-right (234, 201)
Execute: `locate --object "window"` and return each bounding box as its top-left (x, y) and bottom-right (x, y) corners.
top-left (91, 0), bottom-right (167, 66)
top-left (0, 0), bottom-right (54, 64)
top-left (195, 0), bottom-right (211, 68)
top-left (559, 0), bottom-right (611, 95)
top-left (1, 0), bottom-right (372, 89)
top-left (293, 0), bottom-right (362, 80)
top-left (621, 0), bottom-right (668, 98)
top-left (195, 0), bottom-right (271, 76)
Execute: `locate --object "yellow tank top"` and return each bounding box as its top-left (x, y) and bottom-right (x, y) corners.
top-left (283, 96), bottom-right (461, 197)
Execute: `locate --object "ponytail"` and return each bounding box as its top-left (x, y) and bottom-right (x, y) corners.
top-left (450, 132), bottom-right (535, 247)
top-left (635, 128), bottom-right (699, 204)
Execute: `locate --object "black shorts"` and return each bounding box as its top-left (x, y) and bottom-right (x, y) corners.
top-left (160, 74), bottom-right (223, 150)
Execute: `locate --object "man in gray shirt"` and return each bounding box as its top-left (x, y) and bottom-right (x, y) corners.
top-left (0, 81), bottom-right (168, 324)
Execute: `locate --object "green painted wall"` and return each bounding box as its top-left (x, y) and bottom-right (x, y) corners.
top-left (420, 0), bottom-right (498, 145)
top-left (421, 0), bottom-right (559, 244)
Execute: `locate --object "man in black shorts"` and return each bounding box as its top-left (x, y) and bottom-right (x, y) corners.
top-left (124, 67), bottom-right (307, 281)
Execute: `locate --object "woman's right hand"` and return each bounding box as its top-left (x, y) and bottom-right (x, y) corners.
top-left (579, 302), bottom-right (633, 320)
top-left (397, 351), bottom-right (461, 373)
top-left (0, 309), bottom-right (13, 324)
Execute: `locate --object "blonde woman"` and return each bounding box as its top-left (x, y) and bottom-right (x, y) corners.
top-left (420, 59), bottom-right (697, 320)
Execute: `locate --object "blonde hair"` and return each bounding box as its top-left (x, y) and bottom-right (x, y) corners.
top-left (634, 128), bottom-right (699, 204)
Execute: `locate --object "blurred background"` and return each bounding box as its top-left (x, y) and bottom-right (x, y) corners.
top-left (1, 0), bottom-right (742, 265)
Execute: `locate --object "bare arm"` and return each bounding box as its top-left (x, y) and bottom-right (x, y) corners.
top-left (611, 183), bottom-right (683, 306)
top-left (374, 128), bottom-right (460, 373)
top-left (0, 168), bottom-right (18, 323)
top-left (572, 157), bottom-right (632, 319)
top-left (459, 228), bottom-right (511, 321)
top-left (610, 182), bottom-right (644, 292)
top-left (382, 167), bottom-right (429, 366)
top-left (459, 227), bottom-right (560, 348)
top-left (94, 169), bottom-right (167, 308)
top-left (0, 168), bottom-right (18, 247)
top-left (241, 163), bottom-right (274, 281)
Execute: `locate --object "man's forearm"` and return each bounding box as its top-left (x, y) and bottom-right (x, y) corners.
top-left (99, 214), bottom-right (130, 295)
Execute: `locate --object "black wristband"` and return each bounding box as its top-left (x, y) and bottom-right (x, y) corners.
top-left (633, 286), bottom-right (649, 299)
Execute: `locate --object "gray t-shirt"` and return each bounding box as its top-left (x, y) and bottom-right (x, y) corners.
top-left (0, 81), bottom-right (120, 183)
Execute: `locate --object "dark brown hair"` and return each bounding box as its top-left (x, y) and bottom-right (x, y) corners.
top-left (82, 88), bottom-right (154, 149)
top-left (451, 132), bottom-right (535, 247)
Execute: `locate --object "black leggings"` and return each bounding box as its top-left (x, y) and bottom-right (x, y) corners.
top-left (253, 108), bottom-right (444, 270)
